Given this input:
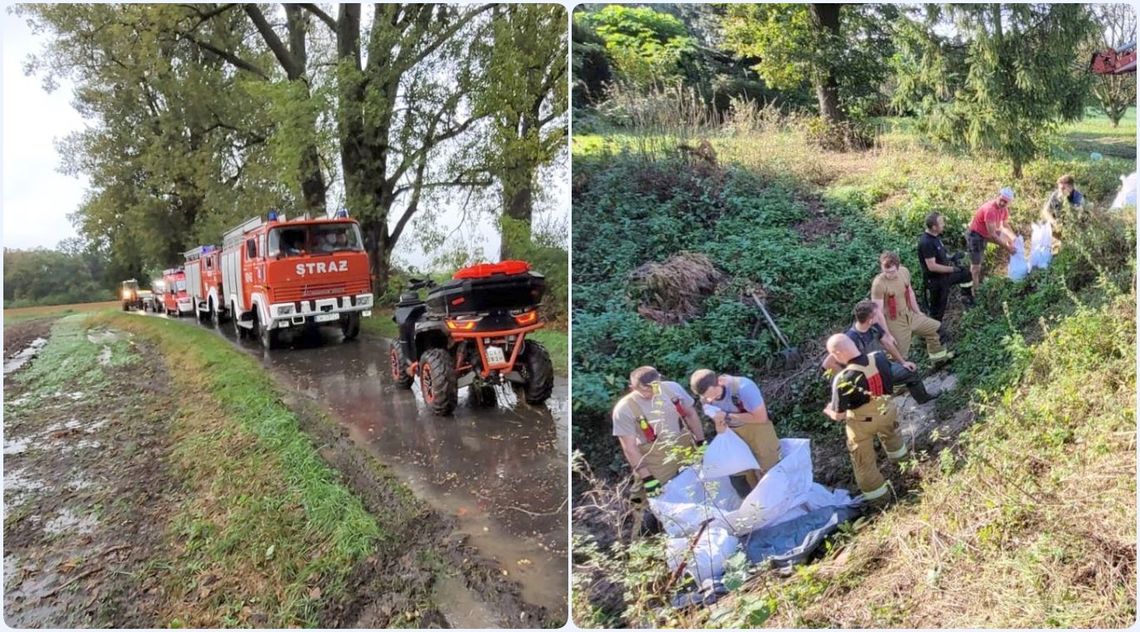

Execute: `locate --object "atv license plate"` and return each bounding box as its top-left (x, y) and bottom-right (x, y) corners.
top-left (315, 313), bottom-right (339, 323)
top-left (486, 346), bottom-right (506, 365)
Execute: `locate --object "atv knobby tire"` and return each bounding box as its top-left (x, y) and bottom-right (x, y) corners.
top-left (419, 348), bottom-right (458, 416)
top-left (389, 342), bottom-right (414, 389)
top-left (519, 340), bottom-right (555, 405)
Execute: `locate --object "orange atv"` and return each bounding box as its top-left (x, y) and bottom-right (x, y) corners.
top-left (389, 261), bottom-right (555, 416)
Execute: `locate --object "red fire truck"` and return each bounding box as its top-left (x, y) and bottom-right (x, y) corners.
top-left (160, 268), bottom-right (194, 317)
top-left (184, 244), bottom-right (226, 325)
top-left (219, 210), bottom-right (373, 349)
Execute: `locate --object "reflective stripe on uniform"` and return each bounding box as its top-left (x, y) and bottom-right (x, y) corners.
top-left (862, 482), bottom-right (889, 501)
top-left (886, 443), bottom-right (908, 459)
top-left (928, 350), bottom-right (951, 360)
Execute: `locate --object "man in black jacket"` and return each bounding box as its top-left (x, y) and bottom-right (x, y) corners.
top-left (917, 212), bottom-right (974, 322)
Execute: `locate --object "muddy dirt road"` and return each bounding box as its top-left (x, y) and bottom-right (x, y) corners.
top-left (190, 316), bottom-right (569, 618)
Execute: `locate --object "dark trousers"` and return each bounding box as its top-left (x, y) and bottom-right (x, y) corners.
top-left (925, 269), bottom-right (973, 322)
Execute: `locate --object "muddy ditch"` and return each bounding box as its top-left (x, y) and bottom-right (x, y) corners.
top-left (285, 393), bottom-right (555, 628)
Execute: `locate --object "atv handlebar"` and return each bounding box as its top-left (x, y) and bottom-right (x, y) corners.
top-left (408, 278), bottom-right (437, 291)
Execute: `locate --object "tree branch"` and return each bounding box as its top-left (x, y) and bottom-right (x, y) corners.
top-left (243, 3), bottom-right (303, 78)
top-left (181, 34), bottom-right (270, 80)
top-left (299, 3), bottom-right (337, 31)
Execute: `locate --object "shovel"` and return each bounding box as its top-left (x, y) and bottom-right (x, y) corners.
top-left (749, 292), bottom-right (804, 370)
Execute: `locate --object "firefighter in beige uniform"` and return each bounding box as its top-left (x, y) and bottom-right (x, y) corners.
top-left (822, 334), bottom-right (907, 505)
top-left (870, 251), bottom-right (952, 363)
top-left (612, 366), bottom-right (706, 495)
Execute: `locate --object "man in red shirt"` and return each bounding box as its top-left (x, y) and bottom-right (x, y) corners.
top-left (966, 187), bottom-right (1017, 288)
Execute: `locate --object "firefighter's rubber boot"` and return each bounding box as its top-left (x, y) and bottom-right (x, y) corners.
top-left (907, 379), bottom-right (940, 405)
top-left (929, 349), bottom-right (955, 368)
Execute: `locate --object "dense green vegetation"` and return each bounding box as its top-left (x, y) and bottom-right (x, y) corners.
top-left (19, 4), bottom-right (566, 298)
top-left (4, 246), bottom-right (112, 307)
top-left (571, 5), bottom-right (1135, 621)
top-left (571, 106), bottom-right (1135, 627)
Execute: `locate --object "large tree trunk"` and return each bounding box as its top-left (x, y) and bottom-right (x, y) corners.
top-left (809, 3), bottom-right (844, 125)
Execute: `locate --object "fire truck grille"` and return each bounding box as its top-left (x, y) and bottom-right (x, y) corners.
top-left (274, 280), bottom-right (371, 303)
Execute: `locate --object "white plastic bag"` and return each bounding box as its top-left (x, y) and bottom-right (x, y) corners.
top-left (665, 527), bottom-right (739, 585)
top-left (1029, 222), bottom-right (1053, 270)
top-left (1007, 235), bottom-right (1028, 281)
top-left (1112, 172), bottom-right (1137, 210)
top-left (700, 429), bottom-right (760, 480)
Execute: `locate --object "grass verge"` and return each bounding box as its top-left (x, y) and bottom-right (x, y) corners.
top-left (92, 313), bottom-right (432, 627)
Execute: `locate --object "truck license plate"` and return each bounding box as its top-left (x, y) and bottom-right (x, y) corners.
top-left (315, 313), bottom-right (339, 323)
top-left (486, 346), bottom-right (506, 365)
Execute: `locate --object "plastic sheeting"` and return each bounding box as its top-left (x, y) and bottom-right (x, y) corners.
top-left (743, 504), bottom-right (862, 568)
top-left (1029, 222), bottom-right (1053, 271)
top-left (652, 433), bottom-right (858, 584)
top-left (1007, 235), bottom-right (1028, 281)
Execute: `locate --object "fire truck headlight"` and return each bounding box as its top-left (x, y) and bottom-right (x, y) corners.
top-left (121, 290), bottom-right (131, 299)
top-left (276, 305), bottom-right (294, 316)
top-left (356, 294), bottom-right (373, 307)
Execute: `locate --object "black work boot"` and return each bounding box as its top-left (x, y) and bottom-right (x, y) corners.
top-left (908, 379), bottom-right (941, 404)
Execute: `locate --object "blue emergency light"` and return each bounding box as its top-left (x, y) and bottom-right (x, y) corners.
top-left (268, 209), bottom-right (279, 221)
top-left (335, 208), bottom-right (349, 218)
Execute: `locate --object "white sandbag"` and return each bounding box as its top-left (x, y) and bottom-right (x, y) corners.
top-left (1112, 172), bottom-right (1137, 209)
top-left (665, 527), bottom-right (739, 585)
top-left (700, 429), bottom-right (760, 480)
top-left (721, 438), bottom-right (814, 534)
top-left (1029, 222), bottom-right (1052, 270)
top-left (650, 469), bottom-right (741, 537)
top-left (1007, 235), bottom-right (1028, 281)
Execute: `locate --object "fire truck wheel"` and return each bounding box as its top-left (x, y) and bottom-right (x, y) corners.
top-left (519, 340), bottom-right (555, 405)
top-left (419, 348), bottom-right (458, 416)
top-left (341, 313), bottom-right (361, 341)
top-left (389, 342), bottom-right (414, 389)
top-left (469, 384), bottom-right (497, 407)
top-left (122, 302), bottom-right (129, 312)
top-left (258, 318), bottom-right (277, 350)
top-left (210, 301), bottom-right (223, 327)
top-left (231, 304), bottom-right (245, 339)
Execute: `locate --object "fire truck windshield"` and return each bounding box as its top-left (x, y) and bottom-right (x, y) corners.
top-left (268, 223), bottom-right (364, 258)
top-left (174, 279), bottom-right (187, 293)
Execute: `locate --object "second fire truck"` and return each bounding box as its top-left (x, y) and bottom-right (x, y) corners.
top-left (219, 210), bottom-right (374, 349)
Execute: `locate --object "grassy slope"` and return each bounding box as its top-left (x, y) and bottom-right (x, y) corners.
top-left (571, 119), bottom-right (1136, 627)
top-left (727, 294), bottom-right (1135, 628)
top-left (84, 313), bottom-right (433, 627)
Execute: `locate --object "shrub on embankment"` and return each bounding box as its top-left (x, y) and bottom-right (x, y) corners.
top-left (571, 123), bottom-right (1135, 475)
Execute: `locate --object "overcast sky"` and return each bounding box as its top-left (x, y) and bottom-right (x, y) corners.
top-left (2, 9), bottom-right (88, 252)
top-left (0, 10), bottom-right (569, 270)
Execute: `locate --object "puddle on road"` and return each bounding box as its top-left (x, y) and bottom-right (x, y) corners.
top-left (4, 338), bottom-right (48, 375)
top-left (434, 574), bottom-right (503, 628)
top-left (207, 321), bottom-right (568, 618)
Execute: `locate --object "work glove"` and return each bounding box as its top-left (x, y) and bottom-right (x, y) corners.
top-left (643, 476), bottom-right (663, 497)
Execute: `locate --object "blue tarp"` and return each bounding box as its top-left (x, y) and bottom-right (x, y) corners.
top-left (743, 504), bottom-right (861, 567)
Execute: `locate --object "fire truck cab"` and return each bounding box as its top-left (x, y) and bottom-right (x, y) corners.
top-left (184, 245), bottom-right (226, 325)
top-left (161, 268), bottom-right (194, 317)
top-left (220, 210), bottom-right (373, 349)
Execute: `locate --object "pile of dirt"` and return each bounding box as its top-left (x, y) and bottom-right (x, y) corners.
top-left (4, 318), bottom-right (55, 357)
top-left (629, 252), bottom-right (724, 325)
